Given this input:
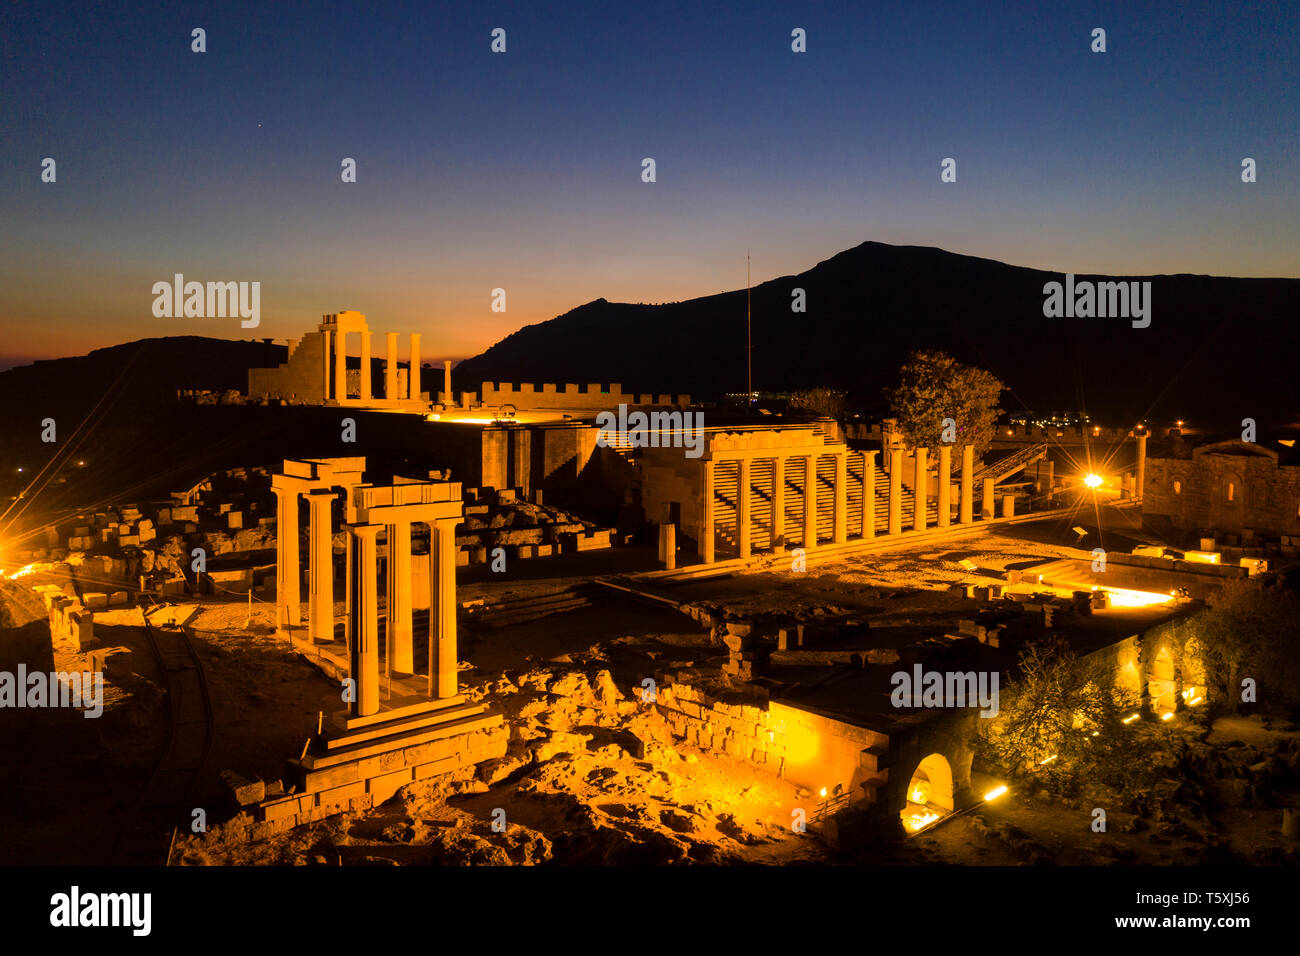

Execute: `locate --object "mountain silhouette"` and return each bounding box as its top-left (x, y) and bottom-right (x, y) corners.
top-left (454, 242), bottom-right (1300, 430)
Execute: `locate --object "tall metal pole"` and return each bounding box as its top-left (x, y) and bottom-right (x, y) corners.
top-left (746, 253), bottom-right (752, 408)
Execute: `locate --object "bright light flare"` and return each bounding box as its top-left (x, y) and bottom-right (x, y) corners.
top-left (983, 785), bottom-right (1008, 802)
top-left (1083, 473), bottom-right (1103, 488)
top-left (1122, 713), bottom-right (1140, 724)
top-left (1160, 712), bottom-right (1174, 721)
top-left (1095, 587), bottom-right (1173, 608)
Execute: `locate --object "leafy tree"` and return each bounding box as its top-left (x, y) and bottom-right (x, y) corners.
top-left (788, 387), bottom-right (847, 419)
top-left (1175, 578), bottom-right (1300, 715)
top-left (886, 351), bottom-right (1004, 458)
top-left (979, 636), bottom-right (1121, 776)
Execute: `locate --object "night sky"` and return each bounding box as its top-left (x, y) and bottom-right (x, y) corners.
top-left (2, 0), bottom-right (1297, 368)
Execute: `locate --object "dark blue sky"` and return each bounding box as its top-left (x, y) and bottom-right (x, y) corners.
top-left (2, 0), bottom-right (1297, 365)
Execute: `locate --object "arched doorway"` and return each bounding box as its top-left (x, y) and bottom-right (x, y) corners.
top-left (901, 753), bottom-right (954, 833)
top-left (1148, 647), bottom-right (1176, 715)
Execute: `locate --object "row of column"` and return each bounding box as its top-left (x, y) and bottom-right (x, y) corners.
top-left (699, 444), bottom-right (988, 563)
top-left (274, 486), bottom-right (461, 719)
top-left (346, 517), bottom-right (460, 718)
top-left (323, 329), bottom-right (422, 403)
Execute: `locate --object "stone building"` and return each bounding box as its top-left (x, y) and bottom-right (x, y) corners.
top-left (1142, 439), bottom-right (1300, 539)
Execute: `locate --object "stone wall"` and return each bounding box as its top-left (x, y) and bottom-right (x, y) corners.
top-left (1144, 447), bottom-right (1300, 538)
top-left (248, 331), bottom-right (328, 402)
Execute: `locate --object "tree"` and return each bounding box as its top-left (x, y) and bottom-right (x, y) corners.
top-left (885, 351), bottom-right (1004, 458)
top-left (1175, 578), bottom-right (1300, 715)
top-left (979, 636), bottom-right (1120, 777)
top-left (788, 387), bottom-right (847, 419)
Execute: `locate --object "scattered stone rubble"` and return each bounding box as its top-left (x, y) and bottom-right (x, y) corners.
top-left (179, 665), bottom-right (813, 865)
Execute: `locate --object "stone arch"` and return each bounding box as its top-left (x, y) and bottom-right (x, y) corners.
top-left (900, 752), bottom-right (954, 833)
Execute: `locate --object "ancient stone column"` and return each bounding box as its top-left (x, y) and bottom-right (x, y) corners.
top-left (701, 460), bottom-right (716, 564)
top-left (386, 520), bottom-right (413, 674)
top-left (1002, 495), bottom-right (1015, 518)
top-left (307, 490), bottom-right (335, 644)
top-left (982, 477), bottom-right (996, 519)
top-left (960, 445), bottom-right (974, 523)
top-left (409, 333), bottom-right (421, 400)
top-left (888, 449), bottom-right (904, 535)
top-left (429, 517), bottom-right (459, 699)
top-left (335, 328), bottom-right (347, 402)
top-left (802, 456), bottom-right (817, 549)
top-left (1046, 459), bottom-right (1055, 501)
top-left (737, 458), bottom-right (752, 559)
top-left (444, 359), bottom-right (453, 405)
top-left (1136, 432), bottom-right (1147, 502)
top-left (660, 522), bottom-right (676, 570)
top-left (275, 487), bottom-right (300, 630)
top-left (833, 453), bottom-right (848, 543)
top-left (913, 447), bottom-right (929, 531)
top-left (359, 330), bottom-right (372, 401)
top-left (344, 524), bottom-right (353, 653)
top-left (322, 329), bottom-right (333, 401)
top-left (348, 524), bottom-right (381, 718)
top-left (863, 451), bottom-right (877, 540)
top-left (771, 457), bottom-right (784, 549)
top-left (386, 332), bottom-right (399, 402)
top-left (937, 445), bottom-right (952, 528)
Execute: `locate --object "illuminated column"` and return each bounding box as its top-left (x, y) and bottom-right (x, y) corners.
top-left (960, 445), bottom-right (974, 523)
top-left (429, 517), bottom-right (459, 699)
top-left (385, 332), bottom-right (399, 401)
top-left (322, 329), bottom-right (333, 400)
top-left (888, 449), bottom-right (904, 535)
top-left (444, 359), bottom-right (453, 404)
top-left (913, 447), bottom-right (928, 532)
top-left (802, 455), bottom-right (817, 548)
top-left (937, 445), bottom-right (952, 528)
top-left (833, 453), bottom-right (847, 543)
top-left (409, 333), bottom-right (421, 400)
top-left (348, 523), bottom-right (381, 718)
top-left (275, 487), bottom-right (300, 630)
top-left (862, 451), bottom-right (877, 540)
top-left (359, 331), bottom-right (372, 401)
top-left (1046, 459), bottom-right (1056, 500)
top-left (982, 477), bottom-right (996, 519)
top-left (307, 490), bottom-right (334, 644)
top-left (1135, 432), bottom-right (1147, 502)
top-left (771, 457), bottom-right (784, 549)
top-left (335, 328), bottom-right (347, 402)
top-left (737, 458), bottom-right (752, 559)
top-left (386, 520), bottom-right (413, 674)
top-left (701, 460), bottom-right (716, 564)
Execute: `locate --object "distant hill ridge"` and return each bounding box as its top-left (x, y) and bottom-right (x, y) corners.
top-left (453, 241), bottom-right (1300, 429)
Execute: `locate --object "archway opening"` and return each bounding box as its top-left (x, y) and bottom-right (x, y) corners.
top-left (901, 753), bottom-right (954, 833)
